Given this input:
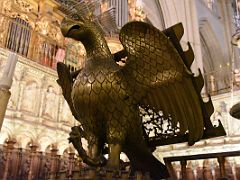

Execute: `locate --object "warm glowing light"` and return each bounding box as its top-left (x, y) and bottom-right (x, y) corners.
top-left (136, 0), bottom-right (143, 7)
top-left (107, 42), bottom-right (123, 54)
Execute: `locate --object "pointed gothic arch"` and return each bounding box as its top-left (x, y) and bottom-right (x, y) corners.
top-left (199, 19), bottom-right (226, 73)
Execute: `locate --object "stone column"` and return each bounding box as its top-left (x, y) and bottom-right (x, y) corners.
top-left (0, 88), bottom-right (10, 128)
top-left (0, 52), bottom-right (18, 131)
top-left (183, 0), bottom-right (204, 76)
top-left (220, 0), bottom-right (239, 68)
top-left (110, 0), bottom-right (128, 27)
top-left (16, 80), bottom-right (25, 111)
top-left (38, 78), bottom-right (47, 118)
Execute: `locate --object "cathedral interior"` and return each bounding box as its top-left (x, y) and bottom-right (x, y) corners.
top-left (0, 0), bottom-right (240, 179)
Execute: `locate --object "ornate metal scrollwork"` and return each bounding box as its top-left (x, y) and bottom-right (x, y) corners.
top-left (140, 106), bottom-right (181, 141)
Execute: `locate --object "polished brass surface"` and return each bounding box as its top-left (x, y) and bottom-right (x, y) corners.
top-left (230, 102), bottom-right (240, 119)
top-left (57, 17), bottom-right (222, 179)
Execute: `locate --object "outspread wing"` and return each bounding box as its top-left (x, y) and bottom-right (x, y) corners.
top-left (119, 21), bottom-right (204, 145)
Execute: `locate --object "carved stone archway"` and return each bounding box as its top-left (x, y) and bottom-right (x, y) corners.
top-left (199, 19), bottom-right (226, 73)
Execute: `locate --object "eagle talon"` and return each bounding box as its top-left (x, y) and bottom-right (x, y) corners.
top-left (68, 126), bottom-right (85, 145)
top-left (97, 155), bottom-right (107, 166)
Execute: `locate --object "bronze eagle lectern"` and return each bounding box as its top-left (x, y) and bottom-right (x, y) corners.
top-left (57, 16), bottom-right (225, 179)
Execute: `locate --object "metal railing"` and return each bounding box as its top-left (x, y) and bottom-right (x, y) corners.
top-left (0, 13), bottom-right (58, 70)
top-left (2, 144), bottom-right (240, 180)
top-left (164, 150), bottom-right (240, 180)
top-left (0, 144), bottom-right (151, 180)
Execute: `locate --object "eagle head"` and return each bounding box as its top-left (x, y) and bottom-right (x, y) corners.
top-left (61, 15), bottom-right (87, 40)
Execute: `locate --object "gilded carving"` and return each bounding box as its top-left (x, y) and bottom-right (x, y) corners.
top-left (14, 0), bottom-right (33, 13)
top-left (2, 0), bottom-right (12, 15)
top-left (0, 16), bottom-right (9, 46)
top-left (35, 17), bottom-right (50, 35)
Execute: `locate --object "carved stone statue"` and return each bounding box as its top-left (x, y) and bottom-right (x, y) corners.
top-left (61, 99), bottom-right (73, 124)
top-left (21, 81), bottom-right (37, 112)
top-left (57, 16), bottom-right (224, 179)
top-left (43, 86), bottom-right (57, 119)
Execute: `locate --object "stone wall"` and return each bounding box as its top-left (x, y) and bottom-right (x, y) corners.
top-left (0, 48), bottom-right (78, 154)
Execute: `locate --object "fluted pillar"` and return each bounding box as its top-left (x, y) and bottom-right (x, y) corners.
top-left (110, 0), bottom-right (128, 27)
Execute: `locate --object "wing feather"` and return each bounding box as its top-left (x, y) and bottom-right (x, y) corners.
top-left (119, 21), bottom-right (188, 87)
top-left (119, 21), bottom-right (204, 144)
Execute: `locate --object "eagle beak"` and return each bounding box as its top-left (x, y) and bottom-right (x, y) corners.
top-left (61, 17), bottom-right (83, 37)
